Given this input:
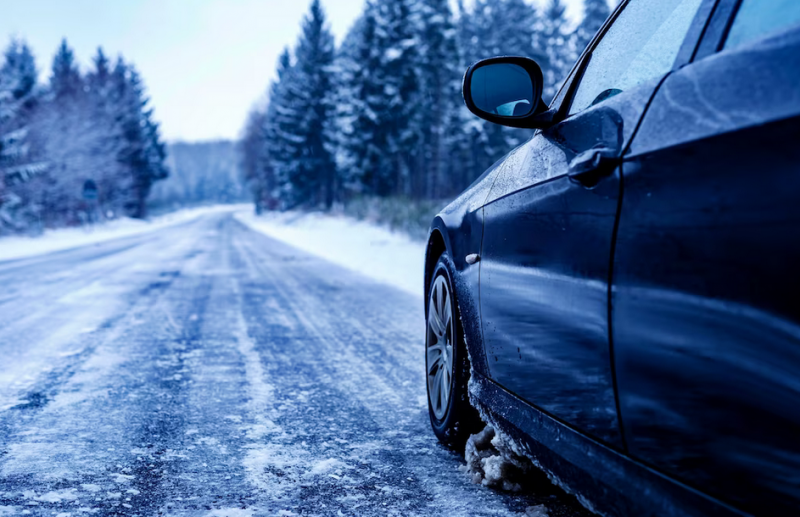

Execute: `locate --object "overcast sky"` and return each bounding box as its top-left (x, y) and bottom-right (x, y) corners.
top-left (0, 0), bottom-right (587, 142)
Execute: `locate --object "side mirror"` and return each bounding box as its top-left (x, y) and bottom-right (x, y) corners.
top-left (462, 56), bottom-right (550, 129)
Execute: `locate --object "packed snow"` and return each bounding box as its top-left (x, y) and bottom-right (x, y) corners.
top-left (0, 210), bottom-right (591, 516)
top-left (235, 210), bottom-right (426, 297)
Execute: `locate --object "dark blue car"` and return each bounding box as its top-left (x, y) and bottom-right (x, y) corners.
top-left (423, 0), bottom-right (800, 515)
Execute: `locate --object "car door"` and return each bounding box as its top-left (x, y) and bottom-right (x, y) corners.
top-left (479, 0), bottom-right (709, 447)
top-left (612, 0), bottom-right (800, 513)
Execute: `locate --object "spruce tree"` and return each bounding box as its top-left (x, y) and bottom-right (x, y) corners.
top-left (373, 0), bottom-right (419, 196)
top-left (414, 0), bottom-right (461, 199)
top-left (85, 47), bottom-right (127, 216)
top-left (262, 48), bottom-right (293, 209)
top-left (240, 107), bottom-right (267, 212)
top-left (51, 39), bottom-right (82, 100)
top-left (336, 5), bottom-right (386, 198)
top-left (456, 0), bottom-right (541, 179)
top-left (0, 39), bottom-right (45, 233)
top-left (268, 0), bottom-right (336, 208)
top-left (110, 59), bottom-right (168, 218)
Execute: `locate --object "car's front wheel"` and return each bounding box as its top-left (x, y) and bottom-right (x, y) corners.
top-left (426, 255), bottom-right (482, 450)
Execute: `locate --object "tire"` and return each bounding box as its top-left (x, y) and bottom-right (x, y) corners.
top-left (426, 254), bottom-right (483, 450)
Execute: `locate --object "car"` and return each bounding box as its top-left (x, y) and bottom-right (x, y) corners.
top-left (423, 0), bottom-right (800, 515)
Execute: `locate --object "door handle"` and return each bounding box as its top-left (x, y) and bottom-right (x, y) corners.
top-left (568, 148), bottom-right (619, 188)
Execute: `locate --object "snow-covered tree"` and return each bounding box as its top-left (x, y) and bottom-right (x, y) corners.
top-left (51, 39), bottom-right (83, 100)
top-left (413, 0), bottom-right (462, 199)
top-left (266, 0), bottom-right (337, 208)
top-left (239, 107), bottom-right (267, 212)
top-left (242, 0), bottom-right (601, 209)
top-left (1, 37), bottom-right (167, 233)
top-left (83, 47), bottom-right (128, 217)
top-left (336, 5), bottom-right (388, 198)
top-left (335, 0), bottom-right (422, 198)
top-left (262, 48), bottom-right (295, 209)
top-left (110, 59), bottom-right (168, 218)
top-left (455, 0), bottom-right (541, 180)
top-left (0, 39), bottom-right (46, 233)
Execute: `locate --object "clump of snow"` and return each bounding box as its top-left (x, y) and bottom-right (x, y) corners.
top-left (111, 473), bottom-right (134, 483)
top-left (234, 210), bottom-right (425, 297)
top-left (309, 458), bottom-right (347, 475)
top-left (467, 394), bottom-right (601, 516)
top-left (525, 505), bottom-right (550, 516)
top-left (206, 509), bottom-right (255, 517)
top-left (36, 489), bottom-right (79, 502)
top-left (0, 204), bottom-right (247, 262)
top-left (460, 425), bottom-right (532, 492)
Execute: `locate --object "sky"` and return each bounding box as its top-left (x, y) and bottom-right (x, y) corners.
top-left (0, 0), bottom-right (587, 142)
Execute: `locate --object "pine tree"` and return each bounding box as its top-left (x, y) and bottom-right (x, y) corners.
top-left (456, 0), bottom-right (541, 180)
top-left (51, 39), bottom-right (82, 100)
top-left (109, 59), bottom-right (168, 218)
top-left (261, 48), bottom-right (293, 209)
top-left (0, 39), bottom-right (46, 233)
top-left (240, 107), bottom-right (267, 212)
top-left (575, 0), bottom-right (611, 56)
top-left (267, 0), bottom-right (336, 208)
top-left (334, 0), bottom-right (420, 198)
top-left (413, 0), bottom-right (462, 199)
top-left (373, 0), bottom-right (420, 196)
top-left (336, 5), bottom-right (386, 199)
top-left (85, 47), bottom-right (127, 217)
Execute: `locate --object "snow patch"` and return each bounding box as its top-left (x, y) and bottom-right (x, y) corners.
top-left (110, 473), bottom-right (134, 483)
top-left (36, 489), bottom-right (79, 502)
top-left (234, 210), bottom-right (425, 297)
top-left (525, 505), bottom-right (550, 516)
top-left (205, 509), bottom-right (255, 517)
top-left (309, 458), bottom-right (346, 475)
top-left (0, 204), bottom-right (246, 262)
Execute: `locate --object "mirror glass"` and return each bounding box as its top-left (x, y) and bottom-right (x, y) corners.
top-left (470, 63), bottom-right (534, 118)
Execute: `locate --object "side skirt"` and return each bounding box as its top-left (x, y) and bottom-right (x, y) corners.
top-left (468, 372), bottom-right (747, 517)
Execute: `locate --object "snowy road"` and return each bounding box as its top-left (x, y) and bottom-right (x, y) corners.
top-left (0, 211), bottom-right (587, 516)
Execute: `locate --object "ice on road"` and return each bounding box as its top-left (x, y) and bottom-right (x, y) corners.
top-left (0, 211), bottom-right (582, 516)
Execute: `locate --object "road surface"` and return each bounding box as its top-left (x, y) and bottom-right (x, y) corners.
top-left (0, 211), bottom-right (587, 516)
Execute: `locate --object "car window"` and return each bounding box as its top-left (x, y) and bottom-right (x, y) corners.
top-left (568, 0), bottom-right (704, 116)
top-left (724, 0), bottom-right (800, 50)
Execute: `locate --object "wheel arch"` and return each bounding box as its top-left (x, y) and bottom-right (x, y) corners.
top-left (424, 216), bottom-right (490, 378)
top-left (424, 224), bottom-right (448, 305)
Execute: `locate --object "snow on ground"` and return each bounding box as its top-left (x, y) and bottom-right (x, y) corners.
top-left (0, 204), bottom-right (249, 262)
top-left (235, 210), bottom-right (426, 298)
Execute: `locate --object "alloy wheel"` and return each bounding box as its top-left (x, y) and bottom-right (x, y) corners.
top-left (427, 274), bottom-right (455, 420)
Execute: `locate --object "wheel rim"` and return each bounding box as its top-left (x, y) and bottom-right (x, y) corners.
top-left (427, 274), bottom-right (455, 421)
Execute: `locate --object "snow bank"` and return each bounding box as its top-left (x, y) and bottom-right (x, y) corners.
top-left (235, 210), bottom-right (426, 297)
top-left (0, 204), bottom-right (248, 262)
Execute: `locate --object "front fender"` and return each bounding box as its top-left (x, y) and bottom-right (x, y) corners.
top-left (425, 208), bottom-right (488, 378)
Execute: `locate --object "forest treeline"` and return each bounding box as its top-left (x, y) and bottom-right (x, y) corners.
top-left (240, 0), bottom-right (611, 211)
top-left (0, 39), bottom-right (168, 235)
top-left (149, 140), bottom-right (248, 212)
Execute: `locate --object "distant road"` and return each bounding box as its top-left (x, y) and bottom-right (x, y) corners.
top-left (0, 211), bottom-right (584, 516)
